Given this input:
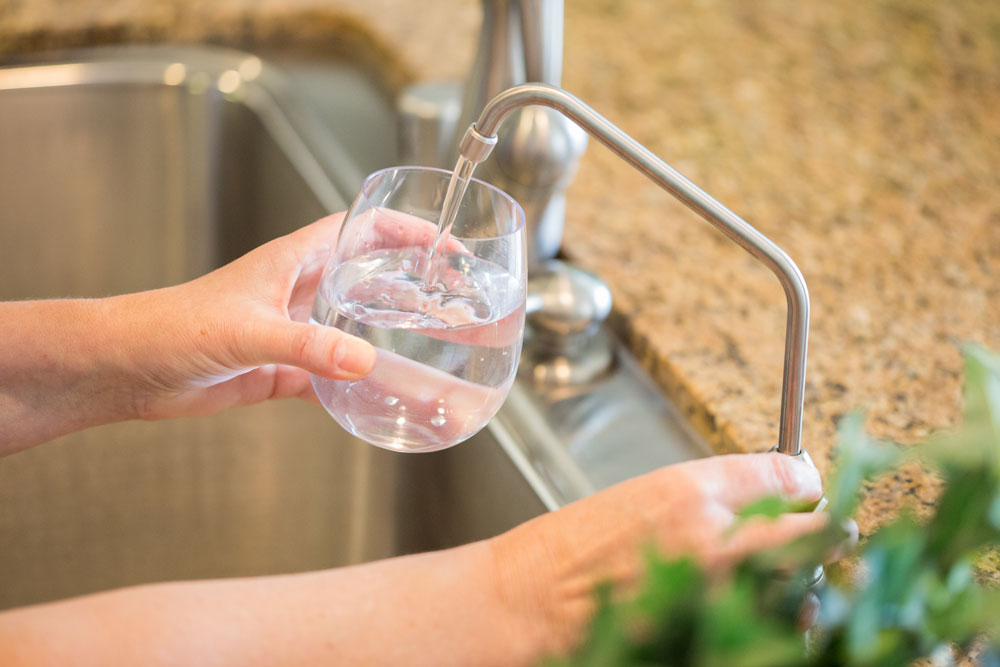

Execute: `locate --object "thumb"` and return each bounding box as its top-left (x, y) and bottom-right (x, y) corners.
top-left (244, 319), bottom-right (377, 380)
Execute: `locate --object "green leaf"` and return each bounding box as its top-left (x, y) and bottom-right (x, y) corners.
top-left (736, 495), bottom-right (797, 521)
top-left (963, 344), bottom-right (1000, 474)
top-left (825, 412), bottom-right (902, 521)
top-left (924, 466), bottom-right (1000, 571)
top-left (697, 576), bottom-right (803, 667)
top-left (556, 585), bottom-right (636, 667)
top-left (635, 555), bottom-right (705, 616)
top-left (631, 556), bottom-right (705, 662)
top-left (919, 345), bottom-right (1000, 474)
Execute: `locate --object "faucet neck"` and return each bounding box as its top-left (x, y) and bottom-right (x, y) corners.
top-left (462, 83), bottom-right (810, 457)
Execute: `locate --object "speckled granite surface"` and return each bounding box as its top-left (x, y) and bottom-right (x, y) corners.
top-left (559, 1), bottom-right (1000, 550)
top-left (2, 0), bottom-right (999, 563)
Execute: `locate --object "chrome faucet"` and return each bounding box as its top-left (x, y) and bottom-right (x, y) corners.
top-left (397, 5), bottom-right (809, 460)
top-left (457, 83), bottom-right (811, 459)
top-left (461, 82), bottom-right (824, 585)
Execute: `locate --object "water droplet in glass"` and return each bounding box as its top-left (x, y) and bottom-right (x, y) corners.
top-left (385, 396), bottom-right (399, 406)
top-left (431, 415), bottom-right (447, 427)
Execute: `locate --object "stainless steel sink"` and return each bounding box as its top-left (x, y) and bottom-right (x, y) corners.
top-left (0, 46), bottom-right (709, 611)
top-left (0, 46), bottom-right (552, 610)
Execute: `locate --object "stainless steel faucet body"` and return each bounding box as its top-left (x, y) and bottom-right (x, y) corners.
top-left (456, 0), bottom-right (588, 265)
top-left (459, 83), bottom-right (811, 457)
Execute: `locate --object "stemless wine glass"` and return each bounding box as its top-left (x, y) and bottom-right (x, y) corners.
top-left (310, 166), bottom-right (527, 453)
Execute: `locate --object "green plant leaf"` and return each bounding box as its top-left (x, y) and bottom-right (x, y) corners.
top-left (825, 412), bottom-right (902, 521)
top-left (736, 495), bottom-right (797, 521)
top-left (925, 466), bottom-right (1000, 572)
top-left (697, 576), bottom-right (803, 667)
top-left (552, 585), bottom-right (635, 667)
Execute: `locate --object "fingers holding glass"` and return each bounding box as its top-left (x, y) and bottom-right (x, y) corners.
top-left (309, 167), bottom-right (526, 452)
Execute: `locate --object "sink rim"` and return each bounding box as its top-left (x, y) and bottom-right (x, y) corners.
top-left (0, 44), bottom-right (367, 211)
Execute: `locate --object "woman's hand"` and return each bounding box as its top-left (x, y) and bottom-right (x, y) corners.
top-left (0, 213), bottom-right (376, 454)
top-left (105, 205), bottom-right (482, 421)
top-left (487, 451), bottom-right (850, 657)
top-left (117, 212), bottom-right (376, 421)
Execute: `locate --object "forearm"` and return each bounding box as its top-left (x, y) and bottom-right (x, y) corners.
top-left (0, 299), bottom-right (137, 455)
top-left (0, 541), bottom-right (555, 667)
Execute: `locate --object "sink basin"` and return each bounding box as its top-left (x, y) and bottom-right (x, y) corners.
top-left (0, 46), bottom-right (550, 610)
top-left (0, 46), bottom-right (709, 611)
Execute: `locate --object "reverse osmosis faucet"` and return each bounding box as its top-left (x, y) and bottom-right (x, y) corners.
top-left (456, 83), bottom-right (811, 459)
top-left (398, 4), bottom-right (812, 460)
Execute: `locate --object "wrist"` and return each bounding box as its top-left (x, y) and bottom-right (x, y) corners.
top-left (0, 298), bottom-right (138, 453)
top-left (485, 521), bottom-right (597, 662)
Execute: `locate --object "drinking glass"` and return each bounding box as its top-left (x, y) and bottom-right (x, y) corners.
top-left (310, 166), bottom-right (527, 452)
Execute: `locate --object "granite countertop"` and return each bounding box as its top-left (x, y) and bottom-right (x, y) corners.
top-left (2, 0), bottom-right (999, 557)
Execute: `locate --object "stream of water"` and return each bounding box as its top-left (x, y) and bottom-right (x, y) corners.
top-left (421, 155), bottom-right (478, 286)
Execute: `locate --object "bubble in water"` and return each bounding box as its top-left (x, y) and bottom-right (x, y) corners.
top-left (396, 416), bottom-right (406, 426)
top-left (384, 396), bottom-right (400, 406)
top-left (431, 415), bottom-right (447, 427)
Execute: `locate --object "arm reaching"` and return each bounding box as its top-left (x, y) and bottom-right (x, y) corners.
top-left (0, 452), bottom-right (845, 666)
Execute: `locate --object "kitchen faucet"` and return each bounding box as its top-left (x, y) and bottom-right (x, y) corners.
top-left (456, 83), bottom-right (811, 459)
top-left (397, 11), bottom-right (822, 581)
top-left (398, 4), bottom-right (812, 464)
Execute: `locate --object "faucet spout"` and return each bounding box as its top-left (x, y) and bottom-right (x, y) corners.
top-left (459, 83), bottom-right (810, 457)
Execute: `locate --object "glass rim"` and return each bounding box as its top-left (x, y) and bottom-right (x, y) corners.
top-left (357, 165), bottom-right (526, 241)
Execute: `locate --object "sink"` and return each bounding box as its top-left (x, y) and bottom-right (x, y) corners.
top-left (0, 46), bottom-right (709, 611)
top-left (0, 46), bottom-right (548, 610)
